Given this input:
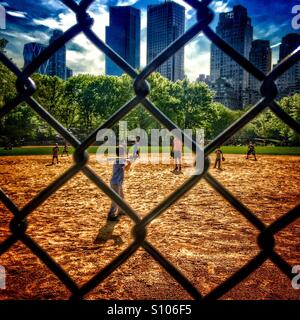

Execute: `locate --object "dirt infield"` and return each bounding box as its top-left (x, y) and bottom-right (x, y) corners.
top-left (0, 154), bottom-right (299, 300)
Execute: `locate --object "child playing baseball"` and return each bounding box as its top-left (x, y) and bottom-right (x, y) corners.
top-left (52, 143), bottom-right (59, 165)
top-left (214, 147), bottom-right (225, 170)
top-left (61, 142), bottom-right (69, 157)
top-left (107, 145), bottom-right (131, 221)
top-left (172, 136), bottom-right (183, 174)
top-left (131, 136), bottom-right (140, 162)
top-left (246, 142), bottom-right (257, 161)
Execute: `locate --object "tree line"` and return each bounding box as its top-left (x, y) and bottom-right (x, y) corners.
top-left (0, 39), bottom-right (299, 146)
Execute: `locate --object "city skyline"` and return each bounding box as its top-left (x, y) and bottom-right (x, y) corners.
top-left (0, 0), bottom-right (297, 81)
top-left (209, 5), bottom-right (299, 109)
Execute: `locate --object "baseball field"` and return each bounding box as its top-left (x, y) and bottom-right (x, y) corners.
top-left (0, 153), bottom-right (299, 300)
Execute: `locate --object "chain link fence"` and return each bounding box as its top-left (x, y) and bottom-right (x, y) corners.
top-left (0, 0), bottom-right (299, 300)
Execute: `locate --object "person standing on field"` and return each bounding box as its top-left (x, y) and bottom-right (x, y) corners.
top-left (214, 147), bottom-right (224, 170)
top-left (246, 142), bottom-right (257, 161)
top-left (172, 136), bottom-right (183, 174)
top-left (131, 136), bottom-right (140, 162)
top-left (107, 146), bottom-right (131, 221)
top-left (52, 143), bottom-right (59, 165)
top-left (61, 142), bottom-right (69, 157)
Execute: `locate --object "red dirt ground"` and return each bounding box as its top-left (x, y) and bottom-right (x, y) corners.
top-left (0, 154), bottom-right (299, 300)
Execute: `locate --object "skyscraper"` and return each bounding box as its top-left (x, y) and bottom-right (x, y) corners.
top-left (147, 1), bottom-right (185, 81)
top-left (196, 74), bottom-right (211, 85)
top-left (210, 5), bottom-right (253, 109)
top-left (211, 77), bottom-right (240, 109)
top-left (279, 33), bottom-right (300, 60)
top-left (105, 6), bottom-right (141, 76)
top-left (247, 40), bottom-right (272, 105)
top-left (47, 29), bottom-right (66, 79)
top-left (23, 42), bottom-right (49, 74)
top-left (277, 33), bottom-right (300, 98)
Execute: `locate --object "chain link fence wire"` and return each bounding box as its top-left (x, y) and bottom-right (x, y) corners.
top-left (0, 0), bottom-right (300, 300)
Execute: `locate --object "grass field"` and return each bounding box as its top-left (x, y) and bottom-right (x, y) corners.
top-left (0, 154), bottom-right (299, 300)
top-left (0, 145), bottom-right (300, 156)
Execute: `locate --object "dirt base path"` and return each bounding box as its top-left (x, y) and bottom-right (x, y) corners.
top-left (0, 154), bottom-right (299, 300)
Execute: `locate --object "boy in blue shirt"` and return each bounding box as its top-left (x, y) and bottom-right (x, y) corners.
top-left (107, 146), bottom-right (131, 221)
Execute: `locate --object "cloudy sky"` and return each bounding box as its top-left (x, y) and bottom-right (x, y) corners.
top-left (0, 0), bottom-right (297, 80)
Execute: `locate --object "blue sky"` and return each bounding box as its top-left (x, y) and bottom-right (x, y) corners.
top-left (0, 0), bottom-right (298, 80)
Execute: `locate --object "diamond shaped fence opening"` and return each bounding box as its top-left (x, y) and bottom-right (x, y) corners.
top-left (0, 0), bottom-right (300, 300)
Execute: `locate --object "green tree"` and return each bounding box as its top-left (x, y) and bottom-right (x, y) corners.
top-left (276, 94), bottom-right (300, 144)
top-left (0, 38), bottom-right (16, 107)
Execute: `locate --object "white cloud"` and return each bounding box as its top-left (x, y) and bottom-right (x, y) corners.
top-left (255, 21), bottom-right (288, 43)
top-left (173, 0), bottom-right (193, 11)
top-left (6, 10), bottom-right (27, 18)
top-left (185, 38), bottom-right (211, 81)
top-left (211, 1), bottom-right (231, 13)
top-left (1, 29), bottom-right (48, 43)
top-left (67, 40), bottom-right (104, 74)
top-left (31, 5), bottom-right (109, 76)
top-left (271, 42), bottom-right (281, 49)
top-left (40, 0), bottom-right (66, 11)
top-left (67, 4), bottom-right (110, 75)
top-left (33, 12), bottom-right (77, 31)
top-left (2, 28), bottom-right (51, 70)
top-left (117, 0), bottom-right (139, 6)
top-left (90, 5), bottom-right (110, 40)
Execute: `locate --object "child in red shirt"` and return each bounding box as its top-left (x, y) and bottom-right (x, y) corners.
top-left (214, 147), bottom-right (224, 170)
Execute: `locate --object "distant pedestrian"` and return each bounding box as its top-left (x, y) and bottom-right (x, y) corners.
top-left (246, 142), bottom-right (257, 161)
top-left (52, 143), bottom-right (59, 165)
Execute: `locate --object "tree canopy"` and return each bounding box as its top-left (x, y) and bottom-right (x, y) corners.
top-left (0, 38), bottom-right (299, 146)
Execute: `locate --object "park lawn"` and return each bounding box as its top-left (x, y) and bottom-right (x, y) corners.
top-left (0, 145), bottom-right (300, 156)
top-left (0, 146), bottom-right (97, 156)
top-left (220, 146), bottom-right (300, 155)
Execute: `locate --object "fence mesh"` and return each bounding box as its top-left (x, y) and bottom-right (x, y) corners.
top-left (0, 0), bottom-right (299, 300)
